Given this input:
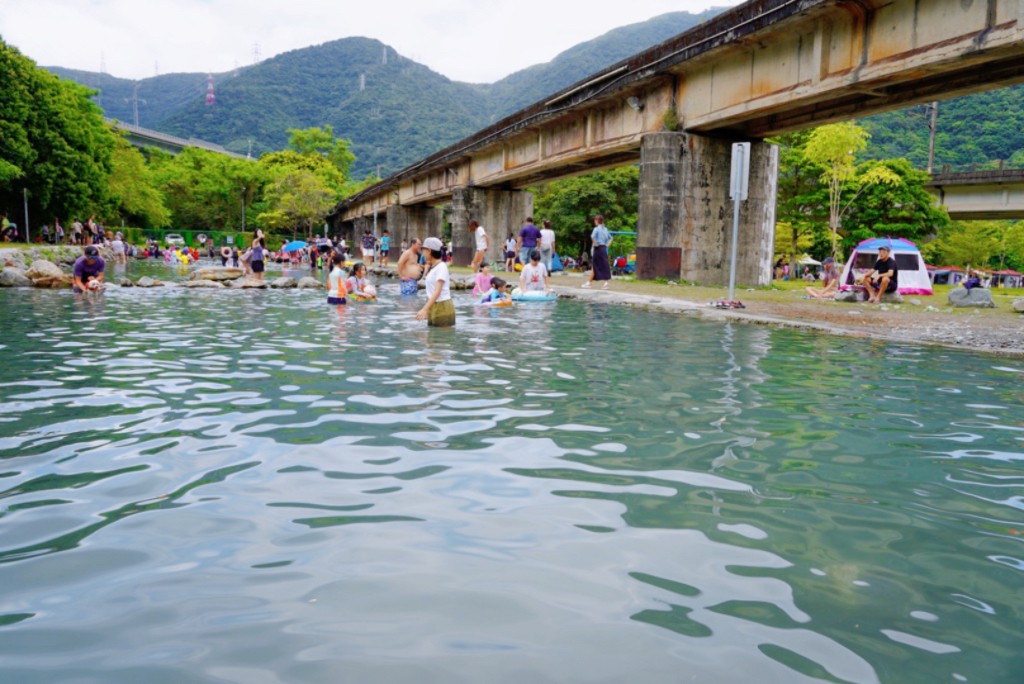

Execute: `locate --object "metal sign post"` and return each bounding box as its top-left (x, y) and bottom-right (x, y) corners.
top-left (727, 143), bottom-right (750, 304)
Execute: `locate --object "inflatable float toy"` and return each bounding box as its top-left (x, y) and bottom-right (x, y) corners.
top-left (476, 298), bottom-right (513, 307)
top-left (510, 288), bottom-right (557, 302)
top-left (220, 246), bottom-right (231, 259)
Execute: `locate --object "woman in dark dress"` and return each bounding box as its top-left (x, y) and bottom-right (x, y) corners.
top-left (582, 214), bottom-right (612, 289)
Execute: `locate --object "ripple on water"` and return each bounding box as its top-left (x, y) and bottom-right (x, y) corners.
top-left (0, 286), bottom-right (1022, 682)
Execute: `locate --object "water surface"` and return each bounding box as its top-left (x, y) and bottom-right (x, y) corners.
top-left (0, 272), bottom-right (1021, 683)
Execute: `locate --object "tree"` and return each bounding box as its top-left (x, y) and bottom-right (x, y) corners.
top-left (258, 169), bottom-right (336, 239)
top-left (922, 221), bottom-right (1000, 268)
top-left (531, 167), bottom-right (639, 259)
top-left (0, 39), bottom-right (117, 225)
top-left (149, 147), bottom-right (266, 231)
top-left (287, 125), bottom-right (356, 179)
top-left (106, 137), bottom-right (170, 228)
top-left (771, 130), bottom-right (830, 266)
top-left (840, 158), bottom-right (948, 246)
top-left (804, 122), bottom-right (900, 258)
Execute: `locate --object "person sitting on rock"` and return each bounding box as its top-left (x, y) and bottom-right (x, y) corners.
top-left (72, 245), bottom-right (105, 293)
top-left (962, 269), bottom-right (982, 291)
top-left (859, 245), bottom-right (898, 303)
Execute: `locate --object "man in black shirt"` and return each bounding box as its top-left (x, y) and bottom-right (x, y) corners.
top-left (859, 245), bottom-right (898, 303)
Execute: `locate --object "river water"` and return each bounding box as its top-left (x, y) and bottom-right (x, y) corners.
top-left (0, 265), bottom-right (1021, 683)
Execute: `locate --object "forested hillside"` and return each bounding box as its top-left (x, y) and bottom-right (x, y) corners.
top-left (862, 86), bottom-right (1024, 170)
top-left (43, 10), bottom-right (724, 177)
top-left (42, 7), bottom-right (1024, 179)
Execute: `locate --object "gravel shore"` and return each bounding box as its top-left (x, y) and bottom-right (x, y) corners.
top-left (552, 277), bottom-right (1024, 356)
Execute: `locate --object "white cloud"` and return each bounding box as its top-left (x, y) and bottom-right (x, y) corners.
top-left (1, 0), bottom-right (735, 82)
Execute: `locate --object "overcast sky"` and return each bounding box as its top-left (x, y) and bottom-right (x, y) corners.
top-left (1, 0), bottom-right (737, 83)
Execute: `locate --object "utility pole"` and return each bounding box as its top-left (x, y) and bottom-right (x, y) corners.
top-left (241, 187), bottom-right (247, 233)
top-left (22, 188), bottom-right (29, 243)
top-left (124, 81), bottom-right (146, 127)
top-left (926, 101), bottom-right (938, 174)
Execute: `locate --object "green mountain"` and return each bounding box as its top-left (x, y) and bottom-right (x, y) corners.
top-left (43, 10), bottom-right (722, 178)
top-left (43, 6), bottom-right (1023, 179)
top-left (861, 86), bottom-right (1024, 171)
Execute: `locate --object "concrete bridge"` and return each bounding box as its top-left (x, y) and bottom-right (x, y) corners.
top-left (330, 0), bottom-right (1024, 285)
top-left (927, 168), bottom-right (1024, 220)
top-left (109, 119), bottom-right (245, 159)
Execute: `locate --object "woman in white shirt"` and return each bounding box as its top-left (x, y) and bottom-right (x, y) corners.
top-left (539, 220), bottom-right (556, 273)
top-left (416, 237), bottom-right (455, 326)
top-left (470, 220), bottom-right (488, 270)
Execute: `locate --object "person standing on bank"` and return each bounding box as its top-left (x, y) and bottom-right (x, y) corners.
top-left (539, 220), bottom-right (556, 273)
top-left (469, 220), bottom-right (488, 271)
top-left (416, 237), bottom-right (455, 326)
top-left (516, 217), bottom-right (541, 266)
top-left (583, 214), bottom-right (612, 289)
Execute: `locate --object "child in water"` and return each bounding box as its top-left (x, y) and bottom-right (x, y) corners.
top-left (479, 277), bottom-right (511, 304)
top-left (327, 254), bottom-right (348, 305)
top-left (346, 262), bottom-right (377, 300)
top-left (473, 263), bottom-right (492, 296)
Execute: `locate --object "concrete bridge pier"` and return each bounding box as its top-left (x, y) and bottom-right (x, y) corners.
top-left (637, 132), bottom-right (778, 287)
top-left (386, 204), bottom-right (444, 253)
top-left (450, 187), bottom-right (532, 267)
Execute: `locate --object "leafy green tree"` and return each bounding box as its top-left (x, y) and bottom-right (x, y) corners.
top-left (258, 169), bottom-right (336, 239)
top-left (0, 39), bottom-right (117, 227)
top-left (771, 130), bottom-right (830, 266)
top-left (259, 150), bottom-right (347, 195)
top-left (287, 125), bottom-right (355, 178)
top-left (531, 167), bottom-right (639, 259)
top-left (922, 221), bottom-right (1000, 268)
top-left (840, 158), bottom-right (948, 245)
top-left (106, 137), bottom-right (170, 228)
top-left (804, 121), bottom-right (901, 258)
top-left (149, 147), bottom-right (266, 231)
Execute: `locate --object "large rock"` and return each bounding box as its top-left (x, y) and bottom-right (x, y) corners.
top-left (25, 260), bottom-right (64, 281)
top-left (269, 277), bottom-right (298, 289)
top-left (118, 277), bottom-right (134, 287)
top-left (181, 279), bottom-right (225, 289)
top-left (136, 276), bottom-right (165, 288)
top-left (948, 287), bottom-right (995, 308)
top-left (835, 288), bottom-right (903, 304)
top-left (1012, 297), bottom-right (1024, 313)
top-left (33, 274), bottom-right (73, 289)
top-left (236, 278), bottom-right (268, 289)
top-left (0, 268), bottom-right (34, 287)
top-left (190, 267), bottom-right (245, 281)
top-left (297, 277), bottom-right (324, 290)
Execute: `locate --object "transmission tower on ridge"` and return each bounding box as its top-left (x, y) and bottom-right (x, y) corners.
top-left (206, 74), bottom-right (216, 106)
top-left (124, 81), bottom-right (147, 126)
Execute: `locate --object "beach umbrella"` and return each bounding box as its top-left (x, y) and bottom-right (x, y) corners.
top-left (281, 240), bottom-right (309, 252)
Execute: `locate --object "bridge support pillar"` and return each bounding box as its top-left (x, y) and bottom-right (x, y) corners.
top-left (637, 132), bottom-right (777, 286)
top-left (450, 187), bottom-right (532, 267)
top-left (386, 204), bottom-right (444, 254)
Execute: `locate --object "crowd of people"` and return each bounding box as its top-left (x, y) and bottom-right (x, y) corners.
top-left (57, 213), bottom-right (629, 329)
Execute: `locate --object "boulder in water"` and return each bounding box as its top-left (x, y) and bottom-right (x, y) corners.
top-left (26, 260), bottom-right (64, 281)
top-left (136, 276), bottom-right (165, 288)
top-left (236, 278), bottom-right (268, 289)
top-left (297, 277), bottom-right (323, 290)
top-left (0, 268), bottom-right (34, 287)
top-left (190, 267), bottom-right (245, 281)
top-left (269, 277), bottom-right (298, 289)
top-left (181, 279), bottom-right (225, 288)
top-left (948, 287), bottom-right (995, 308)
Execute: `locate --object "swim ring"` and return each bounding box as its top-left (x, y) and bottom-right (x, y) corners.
top-left (510, 288), bottom-right (557, 302)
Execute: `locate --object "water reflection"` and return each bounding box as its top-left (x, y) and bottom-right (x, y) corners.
top-left (0, 285), bottom-right (1021, 683)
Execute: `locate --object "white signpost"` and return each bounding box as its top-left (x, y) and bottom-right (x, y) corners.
top-left (727, 142), bottom-right (750, 304)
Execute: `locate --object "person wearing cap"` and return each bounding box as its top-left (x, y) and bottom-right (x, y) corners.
top-left (416, 237), bottom-right (455, 326)
top-left (806, 256), bottom-right (839, 299)
top-left (859, 245), bottom-right (898, 303)
top-left (72, 246), bottom-right (106, 293)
